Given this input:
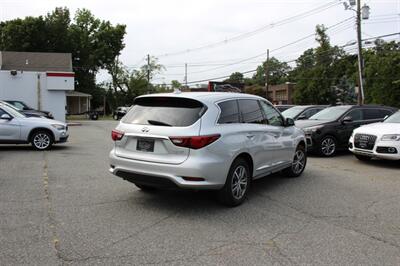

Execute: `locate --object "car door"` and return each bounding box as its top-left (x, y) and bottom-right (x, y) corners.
top-left (0, 108), bottom-right (21, 141)
top-left (259, 101), bottom-right (293, 169)
top-left (237, 99), bottom-right (273, 175)
top-left (337, 108), bottom-right (364, 145)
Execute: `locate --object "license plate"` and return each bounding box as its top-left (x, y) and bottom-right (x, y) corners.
top-left (136, 139), bottom-right (155, 152)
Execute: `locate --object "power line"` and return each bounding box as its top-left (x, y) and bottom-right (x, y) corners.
top-left (156, 32), bottom-right (400, 85)
top-left (155, 1), bottom-right (342, 57)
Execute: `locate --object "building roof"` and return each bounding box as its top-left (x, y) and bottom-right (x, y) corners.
top-left (66, 91), bottom-right (92, 98)
top-left (0, 51), bottom-right (72, 72)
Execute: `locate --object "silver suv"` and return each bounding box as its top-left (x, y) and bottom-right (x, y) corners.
top-left (109, 92), bottom-right (306, 206)
top-left (0, 103), bottom-right (69, 150)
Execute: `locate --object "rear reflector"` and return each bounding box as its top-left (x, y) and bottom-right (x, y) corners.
top-left (170, 134), bottom-right (220, 149)
top-left (182, 176), bottom-right (205, 181)
top-left (111, 129), bottom-right (124, 141)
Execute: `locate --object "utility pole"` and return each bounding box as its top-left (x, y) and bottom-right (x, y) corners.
top-left (147, 54), bottom-right (151, 93)
top-left (184, 63), bottom-right (188, 88)
top-left (265, 49), bottom-right (270, 101)
top-left (356, 0), bottom-right (364, 105)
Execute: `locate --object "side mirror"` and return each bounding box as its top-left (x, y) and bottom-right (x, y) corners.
top-left (286, 117), bottom-right (295, 127)
top-left (297, 114), bottom-right (307, 120)
top-left (0, 114), bottom-right (12, 120)
top-left (342, 116), bottom-right (352, 123)
top-left (23, 106), bottom-right (30, 110)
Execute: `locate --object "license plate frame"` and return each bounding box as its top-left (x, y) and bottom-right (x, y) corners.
top-left (136, 138), bottom-right (155, 152)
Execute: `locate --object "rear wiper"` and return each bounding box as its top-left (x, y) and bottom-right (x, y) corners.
top-left (147, 120), bottom-right (172, 127)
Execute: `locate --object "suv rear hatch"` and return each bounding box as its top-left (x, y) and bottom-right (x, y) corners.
top-left (114, 96), bottom-right (206, 165)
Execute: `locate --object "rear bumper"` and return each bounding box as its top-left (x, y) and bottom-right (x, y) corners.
top-left (109, 149), bottom-right (230, 190)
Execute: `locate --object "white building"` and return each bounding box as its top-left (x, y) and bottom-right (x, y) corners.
top-left (0, 51), bottom-right (75, 122)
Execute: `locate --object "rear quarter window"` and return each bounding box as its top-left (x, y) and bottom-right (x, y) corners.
top-left (217, 100), bottom-right (240, 124)
top-left (122, 97), bottom-right (205, 127)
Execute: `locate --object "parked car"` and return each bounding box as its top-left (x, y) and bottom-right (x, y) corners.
top-left (109, 92), bottom-right (307, 206)
top-left (0, 102), bottom-right (68, 150)
top-left (3, 100), bottom-right (54, 119)
top-left (282, 105), bottom-right (328, 120)
top-left (275, 105), bottom-right (295, 112)
top-left (113, 107), bottom-right (129, 120)
top-left (295, 105), bottom-right (397, 157)
top-left (349, 111), bottom-right (400, 161)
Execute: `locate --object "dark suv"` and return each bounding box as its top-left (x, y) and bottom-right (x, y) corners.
top-left (295, 105), bottom-right (397, 156)
top-left (282, 105), bottom-right (328, 120)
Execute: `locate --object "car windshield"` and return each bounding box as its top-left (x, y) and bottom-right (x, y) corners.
top-left (0, 104), bottom-right (26, 118)
top-left (384, 111), bottom-right (400, 123)
top-left (309, 106), bottom-right (351, 121)
top-left (6, 101), bottom-right (30, 110)
top-left (282, 106), bottom-right (306, 119)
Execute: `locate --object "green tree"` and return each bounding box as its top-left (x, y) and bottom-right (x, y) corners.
top-left (0, 7), bottom-right (126, 108)
top-left (171, 80), bottom-right (182, 89)
top-left (224, 72), bottom-right (244, 83)
top-left (363, 40), bottom-right (400, 107)
top-left (292, 25), bottom-right (349, 104)
top-left (252, 57), bottom-right (291, 86)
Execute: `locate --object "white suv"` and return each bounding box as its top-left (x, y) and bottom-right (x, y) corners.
top-left (0, 103), bottom-right (69, 150)
top-left (349, 111), bottom-right (400, 161)
top-left (109, 92), bottom-right (306, 206)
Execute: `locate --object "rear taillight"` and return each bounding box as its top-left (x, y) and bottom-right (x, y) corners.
top-left (169, 134), bottom-right (220, 149)
top-left (111, 129), bottom-right (124, 141)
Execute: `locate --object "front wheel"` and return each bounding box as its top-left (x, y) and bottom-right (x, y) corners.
top-left (31, 131), bottom-right (53, 150)
top-left (217, 158), bottom-right (251, 207)
top-left (283, 144), bottom-right (307, 177)
top-left (319, 136), bottom-right (337, 157)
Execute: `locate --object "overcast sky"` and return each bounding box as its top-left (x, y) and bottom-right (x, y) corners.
top-left (1, 0), bottom-right (399, 85)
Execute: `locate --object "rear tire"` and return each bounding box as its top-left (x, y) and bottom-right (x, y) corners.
top-left (31, 130), bottom-right (53, 150)
top-left (355, 154), bottom-right (371, 161)
top-left (283, 144), bottom-right (307, 177)
top-left (217, 158), bottom-right (251, 207)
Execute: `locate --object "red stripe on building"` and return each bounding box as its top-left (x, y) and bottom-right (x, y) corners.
top-left (46, 72), bottom-right (75, 77)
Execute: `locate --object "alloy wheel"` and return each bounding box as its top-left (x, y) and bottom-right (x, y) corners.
top-left (292, 149), bottom-right (306, 174)
top-left (321, 137), bottom-right (336, 156)
top-left (231, 165), bottom-right (248, 200)
top-left (33, 133), bottom-right (50, 150)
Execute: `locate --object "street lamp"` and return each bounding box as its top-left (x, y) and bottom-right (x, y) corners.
top-left (344, 0), bottom-right (370, 105)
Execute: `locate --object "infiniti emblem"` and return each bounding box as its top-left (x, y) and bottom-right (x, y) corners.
top-left (141, 127), bottom-right (150, 133)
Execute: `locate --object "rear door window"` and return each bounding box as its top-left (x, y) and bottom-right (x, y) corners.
top-left (238, 99), bottom-right (267, 124)
top-left (217, 100), bottom-right (240, 124)
top-left (122, 97), bottom-right (205, 127)
top-left (363, 109), bottom-right (383, 120)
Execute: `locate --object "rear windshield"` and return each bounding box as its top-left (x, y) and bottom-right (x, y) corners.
top-left (122, 97), bottom-right (205, 127)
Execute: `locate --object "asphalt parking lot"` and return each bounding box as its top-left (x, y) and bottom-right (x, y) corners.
top-left (1, 120), bottom-right (400, 265)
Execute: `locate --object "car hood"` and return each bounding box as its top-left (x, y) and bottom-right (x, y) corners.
top-left (295, 119), bottom-right (332, 129)
top-left (354, 122), bottom-right (400, 135)
top-left (21, 116), bottom-right (66, 126)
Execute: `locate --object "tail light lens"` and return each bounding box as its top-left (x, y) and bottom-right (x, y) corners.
top-left (170, 134), bottom-right (220, 149)
top-left (111, 129), bottom-right (124, 141)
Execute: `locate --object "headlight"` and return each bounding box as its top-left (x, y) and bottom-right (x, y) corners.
top-left (51, 124), bottom-right (66, 131)
top-left (303, 125), bottom-right (323, 134)
top-left (381, 134), bottom-right (400, 141)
